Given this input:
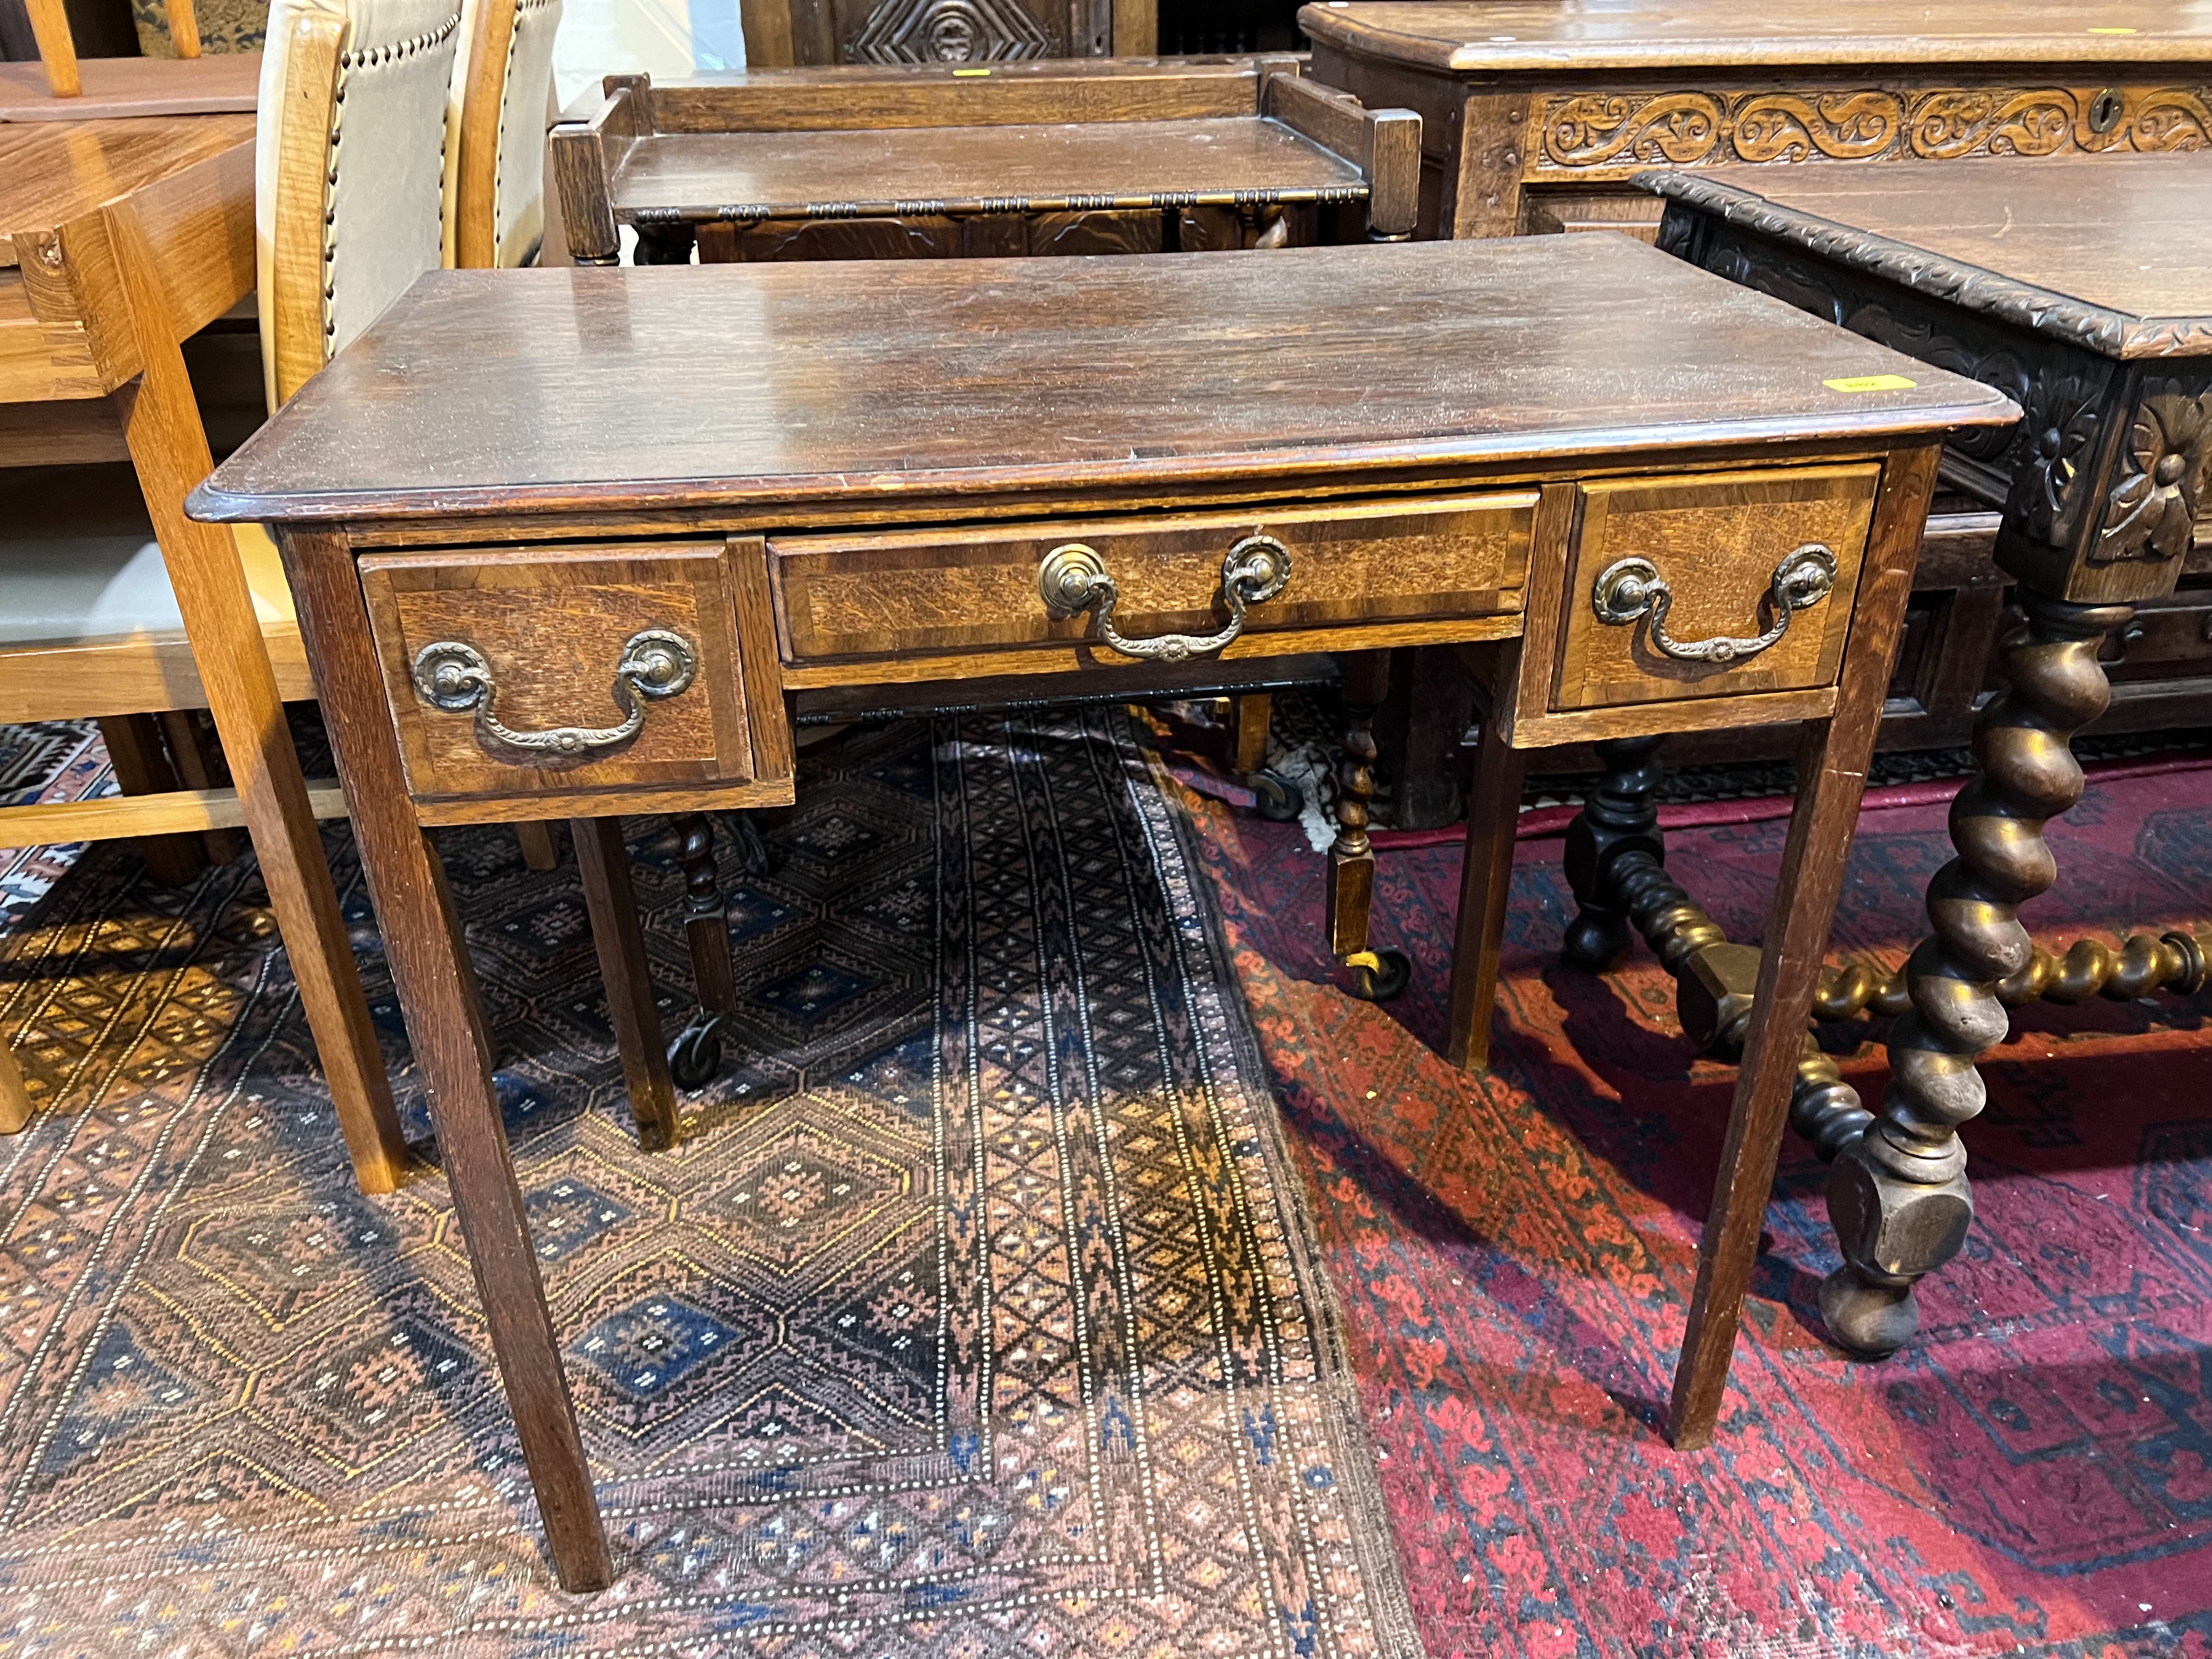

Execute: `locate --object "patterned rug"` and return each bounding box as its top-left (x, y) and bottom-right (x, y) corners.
top-left (0, 712), bottom-right (1419, 1657)
top-left (0, 720), bottom-right (111, 934)
top-left (1175, 751), bottom-right (2212, 1657)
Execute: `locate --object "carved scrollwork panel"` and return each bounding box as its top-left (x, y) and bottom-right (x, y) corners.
top-left (2006, 373), bottom-right (2110, 551)
top-left (848, 0), bottom-right (1049, 63)
top-left (1538, 83), bottom-right (2212, 174)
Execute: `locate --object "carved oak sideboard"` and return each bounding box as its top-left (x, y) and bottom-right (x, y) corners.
top-left (1636, 153), bottom-right (2212, 1364)
top-left (1296, 0), bottom-right (2212, 822)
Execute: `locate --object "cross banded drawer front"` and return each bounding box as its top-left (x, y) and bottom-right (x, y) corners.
top-left (359, 543), bottom-right (783, 803)
top-left (1552, 465), bottom-right (1880, 712)
top-left (769, 494), bottom-right (1539, 664)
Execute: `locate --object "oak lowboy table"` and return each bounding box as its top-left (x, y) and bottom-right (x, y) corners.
top-left (1638, 153), bottom-right (2212, 1362)
top-left (189, 235), bottom-right (2011, 1588)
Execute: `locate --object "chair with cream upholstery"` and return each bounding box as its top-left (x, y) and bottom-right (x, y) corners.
top-left (444, 0), bottom-right (565, 269)
top-left (0, 0), bottom-right (463, 1187)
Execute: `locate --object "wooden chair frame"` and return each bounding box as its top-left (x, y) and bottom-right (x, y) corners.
top-left (25, 0), bottom-right (204, 99)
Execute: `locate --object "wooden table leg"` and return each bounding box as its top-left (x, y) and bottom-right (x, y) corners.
top-left (1328, 649), bottom-right (1407, 1001)
top-left (97, 713), bottom-right (206, 887)
top-left (573, 816), bottom-right (680, 1151)
top-left (0, 1042), bottom-right (32, 1136)
top-left (1445, 647), bottom-right (1526, 1071)
top-left (1667, 441), bottom-right (1939, 1449)
top-left (1561, 735), bottom-right (1666, 973)
top-left (285, 526), bottom-right (613, 1592)
top-left (1818, 589), bottom-right (2132, 1361)
top-left (667, 812), bottom-right (737, 1088)
top-left (514, 821), bottom-right (561, 871)
top-left (1232, 691), bottom-right (1272, 777)
top-left (101, 201), bottom-right (410, 1197)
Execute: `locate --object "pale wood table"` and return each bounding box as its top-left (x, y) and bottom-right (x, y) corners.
top-left (0, 115), bottom-right (407, 1191)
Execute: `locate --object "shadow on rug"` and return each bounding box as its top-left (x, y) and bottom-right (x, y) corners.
top-left (0, 713), bottom-right (1418, 1657)
top-left (1173, 758), bottom-right (2212, 1658)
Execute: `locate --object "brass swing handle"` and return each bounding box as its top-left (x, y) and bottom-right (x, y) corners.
top-left (1037, 535), bottom-right (1293, 662)
top-left (1592, 544), bottom-right (1838, 665)
top-left (410, 629), bottom-right (698, 755)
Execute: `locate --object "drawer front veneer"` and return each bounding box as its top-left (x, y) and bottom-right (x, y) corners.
top-left (770, 494), bottom-right (1539, 664)
top-left (359, 542), bottom-right (787, 804)
top-left (1552, 465), bottom-right (1880, 711)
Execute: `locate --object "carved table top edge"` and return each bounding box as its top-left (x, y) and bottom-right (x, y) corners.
top-left (1297, 2), bottom-right (2212, 74)
top-left (1637, 168), bottom-right (2212, 362)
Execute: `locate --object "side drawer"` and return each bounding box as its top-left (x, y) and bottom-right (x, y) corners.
top-left (359, 541), bottom-right (789, 803)
top-left (770, 493), bottom-right (1538, 663)
top-left (1551, 464), bottom-right (1880, 712)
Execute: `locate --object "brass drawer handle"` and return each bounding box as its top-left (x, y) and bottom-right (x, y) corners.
top-left (1037, 535), bottom-right (1291, 662)
top-left (1592, 544), bottom-right (1838, 665)
top-left (410, 629), bottom-right (698, 756)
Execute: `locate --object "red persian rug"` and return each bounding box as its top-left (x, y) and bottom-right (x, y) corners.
top-left (1173, 753), bottom-right (2212, 1658)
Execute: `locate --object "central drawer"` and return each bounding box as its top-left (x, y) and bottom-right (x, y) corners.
top-left (770, 493), bottom-right (1538, 664)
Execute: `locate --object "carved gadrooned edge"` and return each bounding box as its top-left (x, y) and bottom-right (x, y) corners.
top-left (1638, 170), bottom-right (2212, 362)
top-left (619, 184), bottom-right (1368, 225)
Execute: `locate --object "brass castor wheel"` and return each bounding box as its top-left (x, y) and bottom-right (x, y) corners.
top-left (1248, 768), bottom-right (1305, 822)
top-left (667, 1012), bottom-right (725, 1090)
top-left (1345, 947), bottom-right (1411, 1003)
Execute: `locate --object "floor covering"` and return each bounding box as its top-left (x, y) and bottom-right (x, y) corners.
top-left (1177, 746), bottom-right (2212, 1658)
top-left (0, 713), bottom-right (1415, 1658)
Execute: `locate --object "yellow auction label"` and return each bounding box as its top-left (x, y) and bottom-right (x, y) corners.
top-left (1824, 374), bottom-right (1919, 392)
top-left (952, 66), bottom-right (991, 74)
top-left (2089, 26), bottom-right (2138, 33)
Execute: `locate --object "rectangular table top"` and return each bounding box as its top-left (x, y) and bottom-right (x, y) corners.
top-left (610, 117), bottom-right (1366, 220)
top-left (0, 54), bottom-right (262, 122)
top-left (0, 114), bottom-right (255, 266)
top-left (1641, 154), bottom-right (2212, 360)
top-left (193, 235), bottom-right (2011, 526)
top-left (1299, 1), bottom-right (2212, 72)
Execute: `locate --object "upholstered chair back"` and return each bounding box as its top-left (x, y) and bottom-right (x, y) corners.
top-left (444, 0), bottom-right (565, 268)
top-left (256, 0), bottom-right (462, 408)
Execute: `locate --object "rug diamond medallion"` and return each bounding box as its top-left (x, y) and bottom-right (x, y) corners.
top-left (0, 713), bottom-right (1417, 1657)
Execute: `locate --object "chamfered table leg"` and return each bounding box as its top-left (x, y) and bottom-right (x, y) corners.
top-left (572, 816), bottom-right (681, 1151)
top-left (284, 527), bottom-right (613, 1592)
top-left (1666, 441), bottom-right (1940, 1449)
top-left (1444, 647), bottom-right (1527, 1071)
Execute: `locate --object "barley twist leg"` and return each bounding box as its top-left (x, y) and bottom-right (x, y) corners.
top-left (1819, 592), bottom-right (2133, 1357)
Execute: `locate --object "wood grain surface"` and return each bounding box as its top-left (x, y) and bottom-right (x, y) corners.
top-left (772, 493), bottom-right (1533, 661)
top-left (1643, 156), bottom-right (2212, 352)
top-left (191, 236), bottom-right (2015, 523)
top-left (1550, 464), bottom-right (1878, 710)
top-left (0, 114), bottom-right (253, 268)
top-left (0, 52), bottom-right (259, 120)
top-left (612, 117), bottom-right (1364, 218)
top-left (357, 543), bottom-right (777, 804)
top-left (1298, 1), bottom-right (2212, 71)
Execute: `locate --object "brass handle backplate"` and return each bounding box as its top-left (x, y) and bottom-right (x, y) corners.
top-left (1592, 544), bottom-right (1838, 665)
top-left (411, 628), bottom-right (698, 756)
top-left (1037, 534), bottom-right (1292, 662)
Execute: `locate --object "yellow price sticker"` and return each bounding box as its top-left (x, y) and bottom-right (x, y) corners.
top-left (952, 66), bottom-right (992, 74)
top-left (1825, 374), bottom-right (1918, 393)
top-left (2089, 26), bottom-right (2138, 32)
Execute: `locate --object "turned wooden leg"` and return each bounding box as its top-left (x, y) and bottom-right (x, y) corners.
top-left (1561, 735), bottom-right (1667, 973)
top-left (286, 526), bottom-right (612, 1592)
top-left (1444, 654), bottom-right (1526, 1070)
top-left (1233, 692), bottom-right (1272, 777)
top-left (1818, 591), bottom-right (2134, 1361)
top-left (1328, 651), bottom-right (1406, 1001)
top-left (666, 811), bottom-right (737, 1089)
top-left (572, 817), bottom-right (679, 1152)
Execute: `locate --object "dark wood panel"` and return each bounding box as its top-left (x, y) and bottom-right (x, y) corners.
top-left (193, 238), bottom-right (2013, 523)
